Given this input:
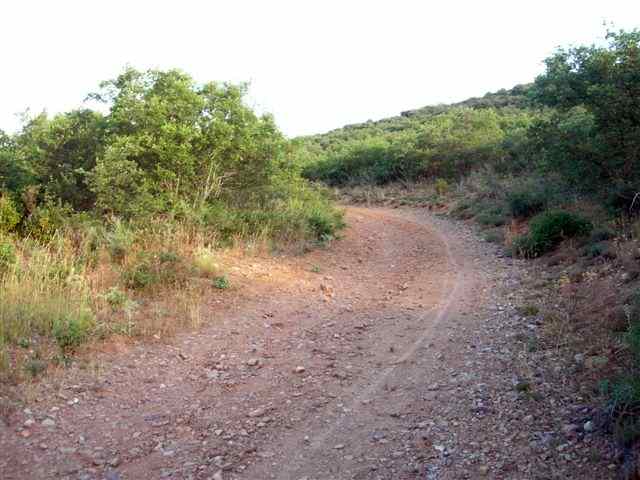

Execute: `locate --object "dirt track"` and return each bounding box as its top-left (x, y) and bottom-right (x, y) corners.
top-left (0, 207), bottom-right (613, 479)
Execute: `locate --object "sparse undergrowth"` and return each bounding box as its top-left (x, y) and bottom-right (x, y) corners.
top-left (0, 207), bottom-right (343, 383)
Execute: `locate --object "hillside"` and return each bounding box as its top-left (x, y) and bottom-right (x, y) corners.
top-left (307, 82), bottom-right (533, 143)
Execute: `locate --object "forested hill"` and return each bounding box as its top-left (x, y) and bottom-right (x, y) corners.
top-left (302, 83), bottom-right (533, 145)
top-left (300, 28), bottom-right (639, 196)
top-left (400, 83), bottom-right (533, 118)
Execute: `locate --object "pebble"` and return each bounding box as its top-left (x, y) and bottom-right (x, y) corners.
top-left (294, 366), bottom-right (306, 374)
top-left (248, 408), bottom-right (266, 418)
top-left (41, 418), bottom-right (56, 428)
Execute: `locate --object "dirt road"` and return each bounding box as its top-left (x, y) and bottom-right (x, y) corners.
top-left (0, 207), bottom-right (612, 479)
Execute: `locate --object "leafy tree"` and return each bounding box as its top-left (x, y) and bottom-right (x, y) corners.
top-left (15, 110), bottom-right (105, 210)
top-left (0, 129), bottom-right (32, 195)
top-left (89, 68), bottom-right (292, 214)
top-left (532, 29), bottom-right (640, 197)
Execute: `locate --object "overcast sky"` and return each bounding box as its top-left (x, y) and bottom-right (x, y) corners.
top-left (1, 1), bottom-right (638, 137)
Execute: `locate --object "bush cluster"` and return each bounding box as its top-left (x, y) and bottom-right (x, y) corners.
top-left (513, 210), bottom-right (592, 257)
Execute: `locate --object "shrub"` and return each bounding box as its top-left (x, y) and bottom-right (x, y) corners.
top-left (506, 188), bottom-right (546, 218)
top-left (308, 210), bottom-right (340, 241)
top-left (102, 287), bottom-right (130, 312)
top-left (517, 304), bottom-right (540, 317)
top-left (122, 251), bottom-right (188, 290)
top-left (24, 358), bottom-right (47, 378)
top-left (0, 241), bottom-right (16, 274)
top-left (585, 242), bottom-right (605, 258)
top-left (104, 219), bottom-right (135, 264)
top-left (213, 275), bottom-right (230, 290)
top-left (476, 211), bottom-right (506, 227)
top-left (0, 241), bottom-right (95, 355)
top-left (514, 210), bottom-right (592, 257)
top-left (53, 310), bottom-right (94, 354)
top-left (483, 229), bottom-right (504, 244)
top-left (90, 153), bottom-right (156, 219)
top-left (24, 199), bottom-right (73, 242)
top-left (590, 227), bottom-right (615, 243)
top-left (0, 195), bottom-right (21, 234)
top-left (122, 256), bottom-right (156, 289)
top-left (434, 178), bottom-right (449, 196)
top-left (193, 248), bottom-right (219, 277)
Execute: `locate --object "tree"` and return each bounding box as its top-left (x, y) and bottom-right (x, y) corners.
top-left (89, 68), bottom-right (291, 214)
top-left (16, 110), bottom-right (106, 210)
top-left (0, 129), bottom-right (32, 196)
top-left (532, 29), bottom-right (640, 196)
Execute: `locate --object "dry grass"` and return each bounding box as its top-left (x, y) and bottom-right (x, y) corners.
top-left (0, 220), bottom-right (233, 382)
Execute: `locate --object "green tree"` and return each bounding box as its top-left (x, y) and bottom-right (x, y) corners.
top-left (90, 68), bottom-right (291, 214)
top-left (0, 129), bottom-right (33, 195)
top-left (532, 29), bottom-right (640, 198)
top-left (16, 110), bottom-right (105, 210)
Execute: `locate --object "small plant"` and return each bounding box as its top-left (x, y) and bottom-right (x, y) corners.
top-left (0, 241), bottom-right (16, 274)
top-left (122, 250), bottom-right (188, 290)
top-left (0, 195), bottom-right (21, 234)
top-left (122, 258), bottom-right (156, 289)
top-left (193, 248), bottom-right (219, 277)
top-left (516, 304), bottom-right (539, 317)
top-left (506, 189), bottom-right (546, 218)
top-left (585, 242), bottom-right (611, 258)
top-left (213, 275), bottom-right (230, 290)
top-left (24, 199), bottom-right (72, 242)
top-left (52, 310), bottom-right (94, 354)
top-left (105, 219), bottom-right (134, 264)
top-left (513, 210), bottom-right (592, 257)
top-left (159, 250), bottom-right (180, 264)
top-left (24, 358), bottom-right (47, 378)
top-left (102, 287), bottom-right (130, 311)
top-left (434, 178), bottom-right (449, 196)
top-left (483, 230), bottom-right (504, 244)
top-left (308, 211), bottom-right (339, 241)
top-left (590, 227), bottom-right (615, 243)
top-left (17, 338), bottom-right (30, 349)
top-left (311, 264), bottom-right (321, 273)
top-left (476, 211), bottom-right (506, 227)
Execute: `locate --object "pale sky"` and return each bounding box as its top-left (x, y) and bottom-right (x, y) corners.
top-left (1, 1), bottom-right (638, 137)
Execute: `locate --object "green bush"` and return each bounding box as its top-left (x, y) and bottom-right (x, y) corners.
top-left (514, 210), bottom-right (592, 257)
top-left (122, 256), bottom-right (157, 290)
top-left (0, 241), bottom-right (16, 274)
top-left (122, 251), bottom-right (188, 290)
top-left (590, 227), bottom-right (615, 243)
top-left (532, 30), bottom-right (640, 195)
top-left (24, 200), bottom-right (73, 242)
top-left (483, 229), bottom-right (504, 244)
top-left (52, 310), bottom-right (94, 353)
top-left (0, 195), bottom-right (21, 234)
top-left (213, 275), bottom-right (230, 290)
top-left (585, 242), bottom-right (606, 258)
top-left (104, 220), bottom-right (135, 264)
top-left (434, 178), bottom-right (449, 196)
top-left (308, 209), bottom-right (341, 240)
top-left (102, 287), bottom-right (130, 312)
top-left (476, 211), bottom-right (507, 227)
top-left (506, 188), bottom-right (546, 218)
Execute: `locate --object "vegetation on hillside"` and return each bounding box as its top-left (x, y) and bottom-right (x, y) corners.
top-left (302, 29), bottom-right (640, 206)
top-left (0, 68), bottom-right (343, 381)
